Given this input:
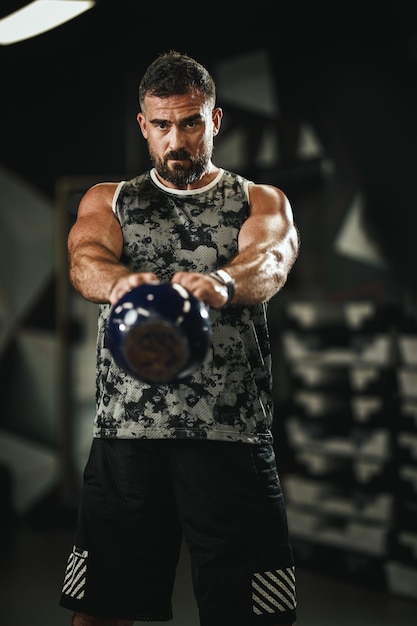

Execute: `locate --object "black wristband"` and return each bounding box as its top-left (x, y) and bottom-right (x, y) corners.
top-left (209, 269), bottom-right (235, 305)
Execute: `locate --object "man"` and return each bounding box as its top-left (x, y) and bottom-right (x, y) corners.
top-left (60, 50), bottom-right (299, 626)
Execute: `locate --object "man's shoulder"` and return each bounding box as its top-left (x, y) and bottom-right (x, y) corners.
top-left (127, 171), bottom-right (152, 185)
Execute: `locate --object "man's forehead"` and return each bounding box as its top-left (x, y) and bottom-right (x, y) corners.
top-left (143, 93), bottom-right (209, 118)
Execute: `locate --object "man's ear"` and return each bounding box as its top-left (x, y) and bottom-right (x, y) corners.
top-left (137, 112), bottom-right (147, 138)
top-left (212, 107), bottom-right (223, 136)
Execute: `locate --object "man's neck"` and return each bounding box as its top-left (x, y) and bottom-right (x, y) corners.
top-left (153, 163), bottom-right (219, 191)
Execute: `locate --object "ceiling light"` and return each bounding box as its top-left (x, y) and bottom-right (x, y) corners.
top-left (0, 0), bottom-right (95, 45)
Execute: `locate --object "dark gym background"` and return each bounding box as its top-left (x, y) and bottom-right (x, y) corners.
top-left (1, 2), bottom-right (417, 624)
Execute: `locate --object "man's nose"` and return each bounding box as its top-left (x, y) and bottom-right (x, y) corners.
top-left (168, 126), bottom-right (185, 149)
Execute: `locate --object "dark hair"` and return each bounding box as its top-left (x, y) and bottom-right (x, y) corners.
top-left (139, 51), bottom-right (216, 111)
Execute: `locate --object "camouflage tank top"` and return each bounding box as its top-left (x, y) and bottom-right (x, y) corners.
top-left (94, 168), bottom-right (274, 444)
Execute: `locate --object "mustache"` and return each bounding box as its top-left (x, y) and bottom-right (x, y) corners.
top-left (165, 149), bottom-right (191, 161)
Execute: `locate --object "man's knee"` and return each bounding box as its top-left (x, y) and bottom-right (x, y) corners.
top-left (72, 612), bottom-right (134, 626)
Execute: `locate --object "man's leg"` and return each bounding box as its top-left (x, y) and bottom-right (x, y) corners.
top-left (72, 611), bottom-right (134, 625)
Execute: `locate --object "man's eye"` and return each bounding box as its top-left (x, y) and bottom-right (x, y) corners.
top-left (184, 120), bottom-right (200, 130)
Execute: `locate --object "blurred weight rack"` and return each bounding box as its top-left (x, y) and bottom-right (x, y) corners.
top-left (279, 300), bottom-right (417, 602)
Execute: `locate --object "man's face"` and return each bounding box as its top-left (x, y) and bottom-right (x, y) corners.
top-left (137, 92), bottom-right (222, 188)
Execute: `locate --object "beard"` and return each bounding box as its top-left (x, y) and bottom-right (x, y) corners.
top-left (149, 147), bottom-right (210, 186)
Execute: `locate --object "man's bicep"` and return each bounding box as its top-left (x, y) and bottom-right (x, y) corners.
top-left (238, 210), bottom-right (291, 255)
top-left (240, 184), bottom-right (293, 246)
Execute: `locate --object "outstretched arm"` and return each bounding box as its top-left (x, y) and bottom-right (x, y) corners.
top-left (69, 181), bottom-right (298, 308)
top-left (229, 183), bottom-right (299, 304)
top-left (172, 183), bottom-right (299, 307)
top-left (68, 182), bottom-right (158, 304)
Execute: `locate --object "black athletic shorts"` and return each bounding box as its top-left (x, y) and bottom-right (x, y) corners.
top-left (59, 438), bottom-right (296, 626)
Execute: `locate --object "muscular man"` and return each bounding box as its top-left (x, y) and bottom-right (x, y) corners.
top-left (60, 50), bottom-right (299, 626)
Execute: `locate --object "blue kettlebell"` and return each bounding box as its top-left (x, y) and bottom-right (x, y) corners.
top-left (107, 282), bottom-right (212, 383)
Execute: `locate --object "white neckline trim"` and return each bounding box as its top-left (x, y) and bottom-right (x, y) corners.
top-left (150, 168), bottom-right (224, 195)
top-left (112, 168), bottom-right (252, 212)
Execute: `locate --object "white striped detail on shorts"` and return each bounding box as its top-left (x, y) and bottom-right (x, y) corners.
top-left (252, 567), bottom-right (296, 614)
top-left (62, 546), bottom-right (88, 599)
